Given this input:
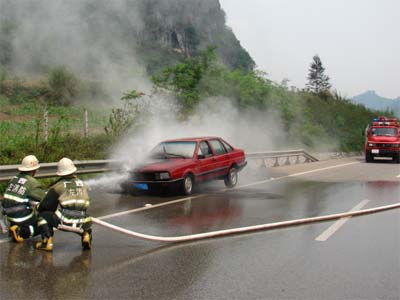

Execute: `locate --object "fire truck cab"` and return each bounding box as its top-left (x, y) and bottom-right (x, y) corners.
top-left (364, 116), bottom-right (400, 163)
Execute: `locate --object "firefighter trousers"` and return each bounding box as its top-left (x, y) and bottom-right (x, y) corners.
top-left (8, 215), bottom-right (39, 239)
top-left (38, 211), bottom-right (92, 238)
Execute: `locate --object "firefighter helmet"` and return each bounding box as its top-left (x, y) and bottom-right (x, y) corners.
top-left (56, 157), bottom-right (77, 176)
top-left (18, 155), bottom-right (40, 172)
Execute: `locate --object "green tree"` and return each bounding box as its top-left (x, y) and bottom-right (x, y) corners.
top-left (152, 48), bottom-right (217, 111)
top-left (306, 54), bottom-right (331, 94)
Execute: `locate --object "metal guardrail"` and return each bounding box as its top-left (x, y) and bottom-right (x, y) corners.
top-left (0, 150), bottom-right (318, 183)
top-left (0, 160), bottom-right (113, 183)
top-left (246, 149), bottom-right (318, 167)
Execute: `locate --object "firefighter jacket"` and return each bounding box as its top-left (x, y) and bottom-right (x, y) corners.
top-left (38, 176), bottom-right (91, 226)
top-left (2, 173), bottom-right (46, 223)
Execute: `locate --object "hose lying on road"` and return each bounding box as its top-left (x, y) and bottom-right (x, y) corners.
top-left (92, 202), bottom-right (400, 243)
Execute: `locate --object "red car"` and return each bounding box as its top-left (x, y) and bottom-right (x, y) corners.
top-left (121, 137), bottom-right (247, 195)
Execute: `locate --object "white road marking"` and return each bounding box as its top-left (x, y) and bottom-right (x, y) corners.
top-left (98, 194), bottom-right (205, 220)
top-left (287, 162), bottom-right (360, 177)
top-left (396, 174), bottom-right (400, 178)
top-left (238, 161), bottom-right (360, 189)
top-left (315, 199), bottom-right (370, 242)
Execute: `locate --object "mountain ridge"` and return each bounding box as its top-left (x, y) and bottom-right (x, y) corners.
top-left (352, 90), bottom-right (400, 116)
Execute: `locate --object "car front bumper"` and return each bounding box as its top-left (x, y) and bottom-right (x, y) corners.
top-left (366, 149), bottom-right (400, 157)
top-left (121, 178), bottom-right (184, 192)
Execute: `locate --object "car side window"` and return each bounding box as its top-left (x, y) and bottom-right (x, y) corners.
top-left (221, 140), bottom-right (234, 153)
top-left (198, 141), bottom-right (213, 157)
top-left (209, 140), bottom-right (227, 155)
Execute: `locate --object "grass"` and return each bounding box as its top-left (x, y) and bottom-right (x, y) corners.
top-left (0, 99), bottom-right (112, 165)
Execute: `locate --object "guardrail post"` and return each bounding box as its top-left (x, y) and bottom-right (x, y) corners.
top-left (273, 157), bottom-right (280, 167)
top-left (285, 156), bottom-right (291, 165)
top-left (295, 155), bottom-right (300, 164)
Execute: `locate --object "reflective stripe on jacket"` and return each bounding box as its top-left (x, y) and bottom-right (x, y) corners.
top-left (55, 210), bottom-right (92, 225)
top-left (38, 176), bottom-right (91, 227)
top-left (7, 211), bottom-right (34, 223)
top-left (2, 174), bottom-right (45, 222)
top-left (3, 193), bottom-right (30, 203)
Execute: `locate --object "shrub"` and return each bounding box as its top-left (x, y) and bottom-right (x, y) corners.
top-left (104, 89), bottom-right (144, 139)
top-left (47, 66), bottom-right (78, 106)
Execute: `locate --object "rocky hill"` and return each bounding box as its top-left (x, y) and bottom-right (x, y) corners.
top-left (0, 0), bottom-right (254, 77)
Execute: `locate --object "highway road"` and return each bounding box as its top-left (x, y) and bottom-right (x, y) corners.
top-left (0, 157), bottom-right (399, 299)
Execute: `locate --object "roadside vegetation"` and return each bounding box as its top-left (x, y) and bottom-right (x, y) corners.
top-left (0, 68), bottom-right (111, 165)
top-left (0, 48), bottom-right (393, 166)
top-left (153, 48), bottom-right (393, 151)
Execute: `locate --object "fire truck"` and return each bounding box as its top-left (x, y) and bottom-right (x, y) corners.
top-left (364, 116), bottom-right (400, 163)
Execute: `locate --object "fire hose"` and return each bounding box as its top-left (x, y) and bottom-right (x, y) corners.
top-left (92, 202), bottom-right (400, 243)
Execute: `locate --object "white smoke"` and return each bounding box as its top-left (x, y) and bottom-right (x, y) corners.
top-left (112, 96), bottom-right (287, 167)
top-left (1, 0), bottom-right (150, 101)
top-left (86, 95), bottom-right (287, 188)
top-left (87, 97), bottom-right (287, 187)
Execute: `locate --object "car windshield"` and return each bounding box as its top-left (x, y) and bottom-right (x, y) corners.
top-left (151, 141), bottom-right (197, 159)
top-left (371, 127), bottom-right (397, 137)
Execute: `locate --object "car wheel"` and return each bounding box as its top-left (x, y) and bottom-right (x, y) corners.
top-left (365, 151), bottom-right (373, 163)
top-left (224, 167), bottom-right (238, 188)
top-left (181, 175), bottom-right (194, 195)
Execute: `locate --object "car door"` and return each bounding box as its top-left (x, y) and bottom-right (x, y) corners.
top-left (208, 139), bottom-right (231, 178)
top-left (195, 140), bottom-right (218, 182)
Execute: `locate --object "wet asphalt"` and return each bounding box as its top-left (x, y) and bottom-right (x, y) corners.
top-left (0, 157), bottom-right (399, 300)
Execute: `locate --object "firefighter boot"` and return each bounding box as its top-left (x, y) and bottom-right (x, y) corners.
top-left (81, 231), bottom-right (92, 250)
top-left (9, 225), bottom-right (24, 243)
top-left (35, 237), bottom-right (53, 252)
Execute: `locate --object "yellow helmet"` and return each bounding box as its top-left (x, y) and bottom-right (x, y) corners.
top-left (56, 157), bottom-right (77, 176)
top-left (18, 155), bottom-right (40, 172)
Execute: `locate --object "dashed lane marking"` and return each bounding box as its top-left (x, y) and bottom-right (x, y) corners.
top-left (315, 199), bottom-right (370, 242)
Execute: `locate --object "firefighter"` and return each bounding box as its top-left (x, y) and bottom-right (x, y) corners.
top-left (1, 155), bottom-right (46, 242)
top-left (36, 157), bottom-right (92, 251)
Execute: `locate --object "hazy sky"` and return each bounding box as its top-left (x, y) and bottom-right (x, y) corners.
top-left (220, 0), bottom-right (399, 99)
